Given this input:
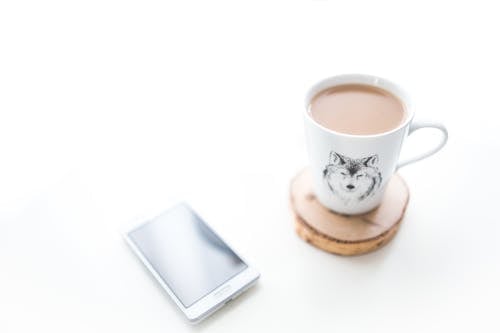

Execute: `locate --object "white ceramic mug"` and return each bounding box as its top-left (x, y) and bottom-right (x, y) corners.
top-left (304, 74), bottom-right (448, 215)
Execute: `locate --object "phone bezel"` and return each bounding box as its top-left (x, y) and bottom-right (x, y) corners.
top-left (123, 202), bottom-right (260, 323)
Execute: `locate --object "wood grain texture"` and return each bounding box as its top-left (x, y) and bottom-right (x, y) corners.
top-left (290, 168), bottom-right (409, 256)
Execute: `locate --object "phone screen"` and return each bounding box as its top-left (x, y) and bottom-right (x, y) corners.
top-left (127, 203), bottom-right (247, 307)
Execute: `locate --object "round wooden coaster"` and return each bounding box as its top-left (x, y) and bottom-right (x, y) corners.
top-left (290, 168), bottom-right (409, 256)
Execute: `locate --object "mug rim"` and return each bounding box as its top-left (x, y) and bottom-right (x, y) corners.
top-left (304, 73), bottom-right (415, 139)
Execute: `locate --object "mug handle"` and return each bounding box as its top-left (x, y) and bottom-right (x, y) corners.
top-left (397, 121), bottom-right (448, 169)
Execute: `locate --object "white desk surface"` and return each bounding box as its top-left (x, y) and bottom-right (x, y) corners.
top-left (2, 1), bottom-right (499, 332)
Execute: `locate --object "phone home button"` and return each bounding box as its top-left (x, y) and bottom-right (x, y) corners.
top-left (214, 285), bottom-right (231, 298)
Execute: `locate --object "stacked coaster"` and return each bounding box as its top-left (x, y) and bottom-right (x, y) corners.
top-left (290, 168), bottom-right (409, 256)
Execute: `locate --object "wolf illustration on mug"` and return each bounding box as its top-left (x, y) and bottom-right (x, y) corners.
top-left (323, 151), bottom-right (382, 204)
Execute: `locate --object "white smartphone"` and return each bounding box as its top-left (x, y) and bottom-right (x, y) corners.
top-left (123, 202), bottom-right (260, 323)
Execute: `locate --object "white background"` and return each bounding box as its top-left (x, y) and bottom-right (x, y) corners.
top-left (1, 1), bottom-right (499, 332)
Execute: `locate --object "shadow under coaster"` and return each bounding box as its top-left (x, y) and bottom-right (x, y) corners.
top-left (290, 168), bottom-right (409, 256)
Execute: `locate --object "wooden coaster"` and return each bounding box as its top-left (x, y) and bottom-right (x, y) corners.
top-left (290, 168), bottom-right (409, 256)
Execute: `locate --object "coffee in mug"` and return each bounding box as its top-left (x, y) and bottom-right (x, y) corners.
top-left (309, 84), bottom-right (407, 135)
